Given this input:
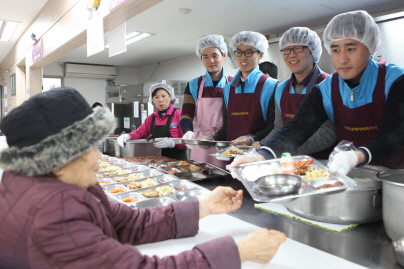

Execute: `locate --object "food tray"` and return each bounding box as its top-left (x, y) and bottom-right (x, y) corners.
top-left (209, 145), bottom-right (254, 161)
top-left (99, 174), bottom-right (178, 187)
top-left (110, 180), bottom-right (210, 208)
top-left (171, 138), bottom-right (231, 148)
top-left (231, 155), bottom-right (358, 203)
top-left (158, 163), bottom-right (229, 181)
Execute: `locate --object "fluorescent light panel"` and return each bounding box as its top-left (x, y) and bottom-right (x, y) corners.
top-left (105, 32), bottom-right (153, 48)
top-left (0, 21), bottom-right (19, 41)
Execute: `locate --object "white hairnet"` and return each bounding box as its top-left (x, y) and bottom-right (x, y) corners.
top-left (149, 83), bottom-right (176, 105)
top-left (279, 27), bottom-right (322, 63)
top-left (196, 35), bottom-right (228, 57)
top-left (323, 10), bottom-right (381, 56)
top-left (230, 31), bottom-right (268, 56)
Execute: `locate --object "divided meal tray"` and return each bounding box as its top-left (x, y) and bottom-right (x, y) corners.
top-left (232, 155), bottom-right (358, 203)
top-left (209, 145), bottom-right (255, 161)
top-left (105, 180), bottom-right (210, 209)
top-left (171, 138), bottom-right (231, 147)
top-left (157, 162), bottom-right (229, 181)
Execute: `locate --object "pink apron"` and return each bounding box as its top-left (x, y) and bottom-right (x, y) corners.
top-left (191, 76), bottom-right (231, 168)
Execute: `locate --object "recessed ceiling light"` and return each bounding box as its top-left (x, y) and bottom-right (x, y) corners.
top-left (0, 20), bottom-right (19, 41)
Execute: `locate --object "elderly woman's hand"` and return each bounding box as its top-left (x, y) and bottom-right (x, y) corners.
top-left (198, 187), bottom-right (243, 219)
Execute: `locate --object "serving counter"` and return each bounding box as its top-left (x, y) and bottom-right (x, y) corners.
top-left (192, 175), bottom-right (399, 269)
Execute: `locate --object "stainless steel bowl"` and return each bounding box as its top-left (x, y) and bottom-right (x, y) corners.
top-left (392, 237), bottom-right (404, 267)
top-left (255, 174), bottom-right (301, 196)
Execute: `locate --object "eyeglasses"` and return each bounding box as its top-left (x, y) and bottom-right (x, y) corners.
top-left (234, 50), bottom-right (260, 57)
top-left (280, 46), bottom-right (308, 55)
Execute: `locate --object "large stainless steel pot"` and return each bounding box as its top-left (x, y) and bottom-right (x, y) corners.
top-left (120, 139), bottom-right (161, 157)
top-left (283, 166), bottom-right (387, 224)
top-left (377, 170), bottom-right (404, 240)
top-left (103, 136), bottom-right (118, 154)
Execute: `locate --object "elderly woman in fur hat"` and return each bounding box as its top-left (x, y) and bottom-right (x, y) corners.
top-left (0, 87), bottom-right (285, 269)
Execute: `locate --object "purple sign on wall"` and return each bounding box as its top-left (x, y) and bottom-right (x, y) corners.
top-left (32, 39), bottom-right (42, 63)
top-left (108, 0), bottom-right (126, 12)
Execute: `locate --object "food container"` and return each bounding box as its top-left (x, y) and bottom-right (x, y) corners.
top-left (103, 135), bottom-right (118, 154)
top-left (121, 139), bottom-right (161, 158)
top-left (377, 169), bottom-right (404, 239)
top-left (171, 138), bottom-right (231, 150)
top-left (283, 165), bottom-right (385, 224)
top-left (232, 156), bottom-right (356, 204)
top-left (255, 174), bottom-right (301, 196)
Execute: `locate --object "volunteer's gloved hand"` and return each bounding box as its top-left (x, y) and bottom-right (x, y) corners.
top-left (154, 137), bottom-right (175, 149)
top-left (182, 131), bottom-right (195, 140)
top-left (229, 149), bottom-right (265, 168)
top-left (237, 229), bottom-right (286, 264)
top-left (182, 131), bottom-right (196, 149)
top-left (252, 141), bottom-right (263, 150)
top-left (328, 151), bottom-right (358, 175)
top-left (117, 134), bottom-right (131, 147)
top-left (231, 135), bottom-right (254, 146)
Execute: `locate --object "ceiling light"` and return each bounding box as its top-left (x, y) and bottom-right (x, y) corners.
top-left (0, 21), bottom-right (19, 41)
top-left (179, 8), bottom-right (191, 15)
top-left (105, 31), bottom-right (153, 48)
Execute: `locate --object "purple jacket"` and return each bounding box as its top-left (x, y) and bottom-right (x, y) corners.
top-left (0, 171), bottom-right (240, 269)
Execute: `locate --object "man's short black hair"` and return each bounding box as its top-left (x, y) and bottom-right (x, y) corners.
top-left (259, 61), bottom-right (278, 79)
top-left (92, 102), bottom-right (103, 108)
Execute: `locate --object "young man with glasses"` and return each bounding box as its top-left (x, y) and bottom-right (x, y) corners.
top-left (208, 31), bottom-right (278, 146)
top-left (180, 35), bottom-right (232, 168)
top-left (232, 10), bottom-right (404, 174)
top-left (253, 27), bottom-right (337, 159)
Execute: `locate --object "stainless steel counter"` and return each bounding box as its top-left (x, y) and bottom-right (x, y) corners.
top-left (195, 175), bottom-right (400, 269)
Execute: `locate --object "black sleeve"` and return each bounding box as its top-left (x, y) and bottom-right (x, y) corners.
top-left (211, 99), bottom-right (227, 141)
top-left (252, 93), bottom-right (275, 141)
top-left (261, 85), bottom-right (329, 157)
top-left (362, 74), bottom-right (404, 163)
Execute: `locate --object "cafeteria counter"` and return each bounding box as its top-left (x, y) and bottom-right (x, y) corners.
top-left (194, 174), bottom-right (400, 269)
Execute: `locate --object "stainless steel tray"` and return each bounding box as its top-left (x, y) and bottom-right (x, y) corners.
top-left (171, 138), bottom-right (231, 148)
top-left (232, 155), bottom-right (358, 203)
top-left (109, 180), bottom-right (210, 208)
top-left (96, 165), bottom-right (151, 178)
top-left (158, 162), bottom-right (229, 181)
top-left (209, 145), bottom-right (254, 161)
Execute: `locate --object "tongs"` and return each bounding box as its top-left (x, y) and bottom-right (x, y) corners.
top-left (145, 134), bottom-right (153, 142)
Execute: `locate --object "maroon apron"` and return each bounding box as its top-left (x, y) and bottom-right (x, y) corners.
top-left (280, 72), bottom-right (331, 159)
top-left (226, 74), bottom-right (268, 141)
top-left (332, 61), bottom-right (404, 169)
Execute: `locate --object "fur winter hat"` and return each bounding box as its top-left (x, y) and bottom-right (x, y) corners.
top-left (0, 87), bottom-right (115, 176)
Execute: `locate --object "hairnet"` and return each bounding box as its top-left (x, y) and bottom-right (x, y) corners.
top-left (230, 31), bottom-right (268, 56)
top-left (196, 35), bottom-right (228, 57)
top-left (279, 27), bottom-right (322, 63)
top-left (323, 10), bottom-right (381, 56)
top-left (149, 83), bottom-right (176, 105)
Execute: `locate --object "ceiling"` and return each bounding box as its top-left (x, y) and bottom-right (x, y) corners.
top-left (0, 0), bottom-right (49, 63)
top-left (2, 0), bottom-right (404, 68)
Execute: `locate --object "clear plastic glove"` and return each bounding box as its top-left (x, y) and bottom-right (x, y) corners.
top-left (117, 134), bottom-right (131, 147)
top-left (237, 228), bottom-right (286, 264)
top-left (328, 140), bottom-right (359, 175)
top-left (252, 141), bottom-right (263, 150)
top-left (227, 149), bottom-right (265, 179)
top-left (154, 137), bottom-right (175, 149)
top-left (231, 135), bottom-right (254, 146)
top-left (182, 131), bottom-right (195, 140)
top-left (328, 151), bottom-right (358, 175)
